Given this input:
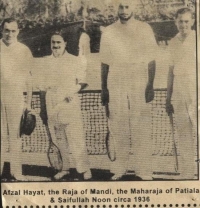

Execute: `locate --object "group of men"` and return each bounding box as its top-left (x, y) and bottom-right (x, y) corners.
top-left (1, 0), bottom-right (197, 181)
top-left (1, 17), bottom-right (92, 181)
top-left (101, 1), bottom-right (197, 180)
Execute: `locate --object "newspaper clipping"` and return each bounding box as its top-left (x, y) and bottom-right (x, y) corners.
top-left (1, 0), bottom-right (199, 206)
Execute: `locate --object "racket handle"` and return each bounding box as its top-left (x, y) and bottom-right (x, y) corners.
top-left (169, 114), bottom-right (179, 172)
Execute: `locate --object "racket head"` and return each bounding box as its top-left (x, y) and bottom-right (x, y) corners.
top-left (48, 142), bottom-right (63, 171)
top-left (106, 132), bottom-right (116, 162)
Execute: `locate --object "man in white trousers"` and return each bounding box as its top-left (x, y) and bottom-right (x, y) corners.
top-left (100, 0), bottom-right (158, 180)
top-left (166, 8), bottom-right (197, 179)
top-left (39, 31), bottom-right (91, 180)
top-left (1, 18), bottom-right (33, 180)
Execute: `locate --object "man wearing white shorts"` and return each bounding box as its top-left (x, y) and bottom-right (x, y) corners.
top-left (100, 0), bottom-right (158, 180)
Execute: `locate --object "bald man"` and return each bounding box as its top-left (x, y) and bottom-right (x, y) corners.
top-left (100, 0), bottom-right (158, 180)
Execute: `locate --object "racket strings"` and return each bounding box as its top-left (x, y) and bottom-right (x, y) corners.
top-left (4, 90), bottom-right (196, 158)
top-left (151, 90), bottom-right (179, 156)
top-left (22, 94), bottom-right (49, 153)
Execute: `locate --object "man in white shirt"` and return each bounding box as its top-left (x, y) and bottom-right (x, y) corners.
top-left (100, 0), bottom-right (157, 180)
top-left (166, 8), bottom-right (197, 179)
top-left (39, 31), bottom-right (91, 180)
top-left (1, 18), bottom-right (33, 180)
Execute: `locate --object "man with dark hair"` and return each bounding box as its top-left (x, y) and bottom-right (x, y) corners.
top-left (100, 0), bottom-right (157, 180)
top-left (166, 8), bottom-right (196, 179)
top-left (37, 32), bottom-right (91, 180)
top-left (175, 7), bottom-right (194, 19)
top-left (1, 18), bottom-right (33, 180)
top-left (1, 18), bottom-right (19, 45)
top-left (50, 31), bottom-right (68, 58)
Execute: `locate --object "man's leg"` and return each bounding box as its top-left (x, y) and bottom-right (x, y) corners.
top-left (63, 97), bottom-right (91, 180)
top-left (109, 89), bottom-right (130, 179)
top-left (1, 103), bottom-right (7, 175)
top-left (46, 89), bottom-right (70, 179)
top-left (48, 119), bottom-right (70, 180)
top-left (129, 92), bottom-right (153, 180)
top-left (6, 102), bottom-right (25, 180)
top-left (174, 99), bottom-right (196, 179)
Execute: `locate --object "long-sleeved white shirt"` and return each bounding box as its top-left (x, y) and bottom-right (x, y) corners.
top-left (1, 39), bottom-right (32, 103)
top-left (100, 18), bottom-right (157, 66)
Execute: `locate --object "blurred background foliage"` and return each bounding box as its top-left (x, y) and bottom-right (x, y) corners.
top-left (0, 0), bottom-right (196, 56)
top-left (0, 0), bottom-right (196, 28)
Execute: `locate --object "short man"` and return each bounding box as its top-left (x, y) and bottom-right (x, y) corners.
top-left (100, 0), bottom-right (157, 180)
top-left (39, 31), bottom-right (91, 180)
top-left (166, 8), bottom-right (197, 179)
top-left (1, 18), bottom-right (33, 180)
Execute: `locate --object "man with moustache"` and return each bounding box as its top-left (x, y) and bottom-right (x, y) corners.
top-left (39, 31), bottom-right (91, 180)
top-left (1, 18), bottom-right (33, 180)
top-left (100, 0), bottom-right (158, 180)
top-left (166, 8), bottom-right (197, 179)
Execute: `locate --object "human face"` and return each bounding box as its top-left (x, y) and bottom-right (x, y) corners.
top-left (175, 12), bottom-right (194, 36)
top-left (51, 35), bottom-right (66, 58)
top-left (2, 22), bottom-right (19, 46)
top-left (118, 1), bottom-right (133, 22)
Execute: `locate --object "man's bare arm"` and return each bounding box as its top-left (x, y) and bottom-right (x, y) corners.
top-left (166, 65), bottom-right (174, 115)
top-left (101, 63), bottom-right (109, 106)
top-left (26, 71), bottom-right (33, 110)
top-left (145, 60), bottom-right (156, 103)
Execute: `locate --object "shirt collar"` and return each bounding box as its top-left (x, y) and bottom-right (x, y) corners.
top-left (50, 50), bottom-right (68, 58)
top-left (116, 17), bottom-right (137, 27)
top-left (176, 30), bottom-right (195, 43)
top-left (0, 39), bottom-right (18, 48)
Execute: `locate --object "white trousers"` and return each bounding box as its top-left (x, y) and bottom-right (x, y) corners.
top-left (46, 91), bottom-right (90, 173)
top-left (173, 80), bottom-right (197, 179)
top-left (1, 93), bottom-right (24, 176)
top-left (108, 64), bottom-right (152, 177)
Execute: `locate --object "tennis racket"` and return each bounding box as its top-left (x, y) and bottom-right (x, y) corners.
top-left (40, 91), bottom-right (63, 171)
top-left (46, 124), bottom-right (63, 171)
top-left (105, 104), bottom-right (116, 162)
top-left (106, 131), bottom-right (116, 162)
top-left (169, 113), bottom-right (179, 172)
top-left (20, 109), bottom-right (36, 137)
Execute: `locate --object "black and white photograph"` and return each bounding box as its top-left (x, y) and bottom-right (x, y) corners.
top-left (1, 0), bottom-right (198, 185)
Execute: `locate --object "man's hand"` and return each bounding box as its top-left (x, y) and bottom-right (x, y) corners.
top-left (166, 101), bottom-right (174, 116)
top-left (23, 104), bottom-right (37, 116)
top-left (101, 63), bottom-right (109, 106)
top-left (79, 83), bottom-right (88, 92)
top-left (27, 108), bottom-right (37, 116)
top-left (101, 88), bottom-right (109, 106)
top-left (65, 97), bottom-right (73, 103)
top-left (24, 102), bottom-right (32, 112)
top-left (145, 84), bottom-right (154, 103)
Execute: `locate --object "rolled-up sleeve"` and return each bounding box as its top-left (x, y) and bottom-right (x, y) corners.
top-left (76, 58), bottom-right (86, 84)
top-left (99, 29), bottom-right (113, 65)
